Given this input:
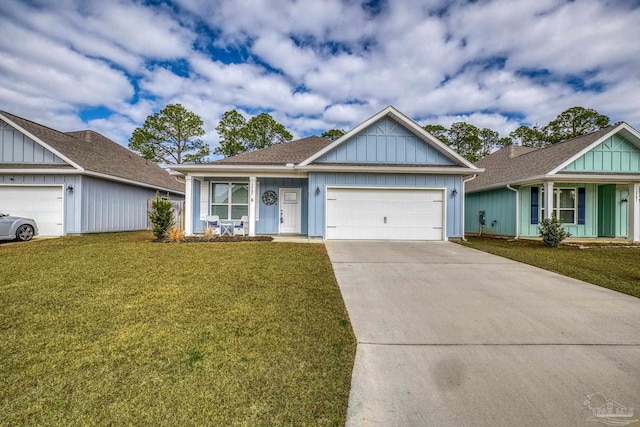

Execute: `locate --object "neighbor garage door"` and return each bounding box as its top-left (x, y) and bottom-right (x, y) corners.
top-left (0, 186), bottom-right (64, 236)
top-left (326, 187), bottom-right (445, 240)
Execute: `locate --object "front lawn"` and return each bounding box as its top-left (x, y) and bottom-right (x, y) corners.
top-left (460, 237), bottom-right (640, 298)
top-left (0, 232), bottom-right (355, 426)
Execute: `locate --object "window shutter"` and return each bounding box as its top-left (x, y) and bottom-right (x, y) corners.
top-left (531, 187), bottom-right (539, 224)
top-left (577, 187), bottom-right (586, 225)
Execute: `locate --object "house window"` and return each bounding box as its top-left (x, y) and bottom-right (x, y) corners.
top-left (211, 183), bottom-right (248, 219)
top-left (541, 188), bottom-right (576, 224)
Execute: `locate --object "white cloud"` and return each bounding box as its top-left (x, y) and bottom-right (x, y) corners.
top-left (1, 0), bottom-right (640, 151)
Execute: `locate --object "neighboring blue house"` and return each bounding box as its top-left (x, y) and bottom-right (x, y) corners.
top-left (465, 123), bottom-right (640, 242)
top-left (171, 106), bottom-right (481, 240)
top-left (0, 111), bottom-right (185, 236)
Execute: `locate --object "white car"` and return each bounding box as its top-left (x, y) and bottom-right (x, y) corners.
top-left (0, 213), bottom-right (39, 241)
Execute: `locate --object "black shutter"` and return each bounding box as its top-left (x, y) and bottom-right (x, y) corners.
top-left (531, 187), bottom-right (539, 224)
top-left (577, 187), bottom-right (586, 225)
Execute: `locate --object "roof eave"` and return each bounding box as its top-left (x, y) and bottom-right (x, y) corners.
top-left (297, 106), bottom-right (479, 170)
top-left (299, 164), bottom-right (484, 174)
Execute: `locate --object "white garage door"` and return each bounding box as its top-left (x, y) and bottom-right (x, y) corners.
top-left (326, 187), bottom-right (445, 240)
top-left (0, 186), bottom-right (64, 236)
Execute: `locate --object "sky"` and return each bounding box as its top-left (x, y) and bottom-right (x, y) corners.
top-left (1, 0), bottom-right (640, 159)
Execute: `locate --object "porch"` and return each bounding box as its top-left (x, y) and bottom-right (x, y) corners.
top-left (184, 175), bottom-right (309, 237)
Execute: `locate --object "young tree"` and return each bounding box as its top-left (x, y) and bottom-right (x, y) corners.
top-left (214, 110), bottom-right (293, 157)
top-left (129, 104), bottom-right (209, 164)
top-left (214, 110), bottom-right (248, 157)
top-left (321, 129), bottom-right (345, 141)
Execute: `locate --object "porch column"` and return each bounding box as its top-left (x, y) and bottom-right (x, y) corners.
top-left (249, 176), bottom-right (257, 237)
top-left (544, 181), bottom-right (554, 219)
top-left (630, 183), bottom-right (640, 242)
top-left (184, 175), bottom-right (194, 236)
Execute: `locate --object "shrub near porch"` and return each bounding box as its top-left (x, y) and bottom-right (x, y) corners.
top-left (0, 232), bottom-right (355, 426)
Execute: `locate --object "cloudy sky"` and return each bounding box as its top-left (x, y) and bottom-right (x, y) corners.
top-left (1, 0), bottom-right (639, 158)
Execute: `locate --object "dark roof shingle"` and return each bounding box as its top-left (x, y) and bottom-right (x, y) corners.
top-left (467, 126), bottom-right (616, 192)
top-left (1, 112), bottom-right (184, 193)
top-left (213, 136), bottom-right (331, 165)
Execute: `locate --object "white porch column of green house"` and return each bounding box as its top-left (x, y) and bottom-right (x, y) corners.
top-left (630, 182), bottom-right (640, 242)
top-left (544, 181), bottom-right (554, 219)
top-left (249, 176), bottom-right (257, 237)
top-left (184, 175), bottom-right (194, 236)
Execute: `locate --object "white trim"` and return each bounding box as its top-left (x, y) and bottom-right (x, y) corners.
top-left (249, 176), bottom-right (257, 237)
top-left (541, 185), bottom-right (577, 224)
top-left (548, 123), bottom-right (640, 175)
top-left (82, 170), bottom-right (184, 195)
top-left (278, 187), bottom-right (302, 234)
top-left (298, 106), bottom-right (479, 169)
top-left (461, 174), bottom-right (477, 239)
top-left (0, 113), bottom-right (84, 171)
top-left (324, 185), bottom-right (447, 241)
top-left (299, 165), bottom-right (483, 174)
top-left (170, 164), bottom-right (298, 173)
top-left (468, 173), bottom-right (640, 194)
top-left (629, 183), bottom-right (640, 242)
top-left (0, 168), bottom-right (77, 174)
top-left (184, 176), bottom-right (194, 236)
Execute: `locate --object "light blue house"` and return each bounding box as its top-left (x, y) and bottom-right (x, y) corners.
top-left (171, 106), bottom-right (481, 240)
top-left (0, 111), bottom-right (185, 236)
top-left (465, 123), bottom-right (640, 241)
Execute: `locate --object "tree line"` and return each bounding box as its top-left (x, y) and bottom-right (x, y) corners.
top-left (128, 105), bottom-right (611, 164)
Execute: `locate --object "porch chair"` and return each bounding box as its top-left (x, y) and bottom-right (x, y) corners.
top-left (205, 215), bottom-right (221, 236)
top-left (234, 216), bottom-right (249, 236)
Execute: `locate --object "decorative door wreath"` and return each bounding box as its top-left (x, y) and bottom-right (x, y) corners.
top-left (262, 190), bottom-right (277, 205)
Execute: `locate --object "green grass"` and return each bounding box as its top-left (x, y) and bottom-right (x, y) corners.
top-left (0, 232), bottom-right (355, 426)
top-left (460, 237), bottom-right (640, 298)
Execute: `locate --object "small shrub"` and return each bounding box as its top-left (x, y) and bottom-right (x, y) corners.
top-left (149, 192), bottom-right (174, 240)
top-left (203, 226), bottom-right (217, 239)
top-left (538, 215), bottom-right (571, 247)
top-left (166, 226), bottom-right (185, 242)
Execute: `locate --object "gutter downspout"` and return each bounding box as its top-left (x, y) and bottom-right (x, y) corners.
top-left (461, 174), bottom-right (477, 241)
top-left (506, 185), bottom-right (519, 239)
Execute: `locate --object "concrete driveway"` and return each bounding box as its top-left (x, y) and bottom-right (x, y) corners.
top-left (326, 241), bottom-right (640, 427)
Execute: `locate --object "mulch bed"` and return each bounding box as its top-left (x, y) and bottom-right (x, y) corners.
top-left (160, 235), bottom-right (274, 243)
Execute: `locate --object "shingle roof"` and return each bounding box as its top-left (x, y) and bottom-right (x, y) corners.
top-left (213, 136), bottom-right (331, 165)
top-left (467, 126), bottom-right (616, 192)
top-left (0, 111), bottom-right (184, 193)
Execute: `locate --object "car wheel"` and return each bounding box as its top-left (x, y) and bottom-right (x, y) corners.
top-left (16, 225), bottom-right (34, 241)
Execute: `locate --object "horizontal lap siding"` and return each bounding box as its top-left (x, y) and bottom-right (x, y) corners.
top-left (309, 173), bottom-right (463, 238)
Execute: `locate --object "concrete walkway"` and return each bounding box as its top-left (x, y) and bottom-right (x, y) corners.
top-left (326, 241), bottom-right (640, 427)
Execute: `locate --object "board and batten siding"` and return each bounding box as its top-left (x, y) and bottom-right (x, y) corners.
top-left (81, 176), bottom-right (179, 233)
top-left (465, 188), bottom-right (516, 236)
top-left (0, 121), bottom-right (67, 164)
top-left (519, 184), bottom-right (598, 238)
top-left (308, 172), bottom-right (463, 238)
top-left (0, 174), bottom-right (81, 233)
top-left (255, 178), bottom-right (308, 234)
top-left (315, 117), bottom-right (456, 165)
top-left (562, 134), bottom-right (640, 173)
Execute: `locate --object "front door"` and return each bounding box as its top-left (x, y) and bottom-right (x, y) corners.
top-left (279, 188), bottom-right (302, 234)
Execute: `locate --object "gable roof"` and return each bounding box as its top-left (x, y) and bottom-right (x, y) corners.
top-left (299, 105), bottom-right (479, 169)
top-left (214, 136), bottom-right (331, 165)
top-left (467, 123), bottom-right (640, 192)
top-left (0, 111), bottom-right (184, 193)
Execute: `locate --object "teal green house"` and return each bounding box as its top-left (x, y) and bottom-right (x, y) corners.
top-left (465, 123), bottom-right (640, 242)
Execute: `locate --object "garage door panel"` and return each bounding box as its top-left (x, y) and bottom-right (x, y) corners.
top-left (0, 186), bottom-right (64, 236)
top-left (326, 187), bottom-right (444, 241)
